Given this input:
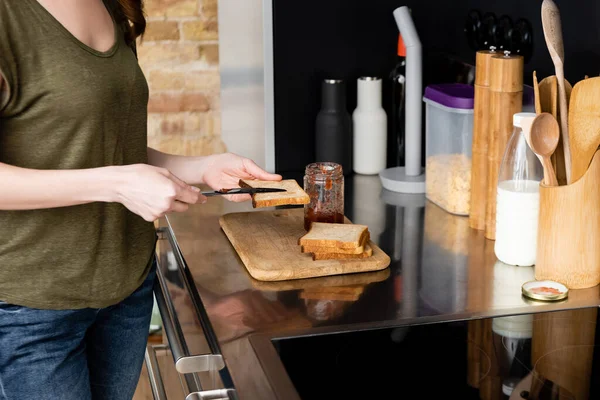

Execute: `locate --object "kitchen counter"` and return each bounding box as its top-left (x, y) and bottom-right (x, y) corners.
top-left (157, 175), bottom-right (600, 400)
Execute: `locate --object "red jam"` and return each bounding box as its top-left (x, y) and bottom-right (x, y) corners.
top-left (530, 286), bottom-right (563, 295)
top-left (303, 162), bottom-right (344, 231)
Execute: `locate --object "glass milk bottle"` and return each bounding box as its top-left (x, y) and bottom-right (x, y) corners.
top-left (494, 112), bottom-right (543, 266)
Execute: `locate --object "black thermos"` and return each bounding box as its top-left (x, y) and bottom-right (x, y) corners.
top-left (315, 79), bottom-right (352, 175)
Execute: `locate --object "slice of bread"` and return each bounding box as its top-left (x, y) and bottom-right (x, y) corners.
top-left (301, 232), bottom-right (370, 255)
top-left (311, 243), bottom-right (373, 261)
top-left (239, 179), bottom-right (310, 208)
top-left (298, 222), bottom-right (369, 250)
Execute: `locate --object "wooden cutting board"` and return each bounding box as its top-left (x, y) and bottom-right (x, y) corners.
top-left (249, 267), bottom-right (390, 291)
top-left (219, 208), bottom-right (391, 281)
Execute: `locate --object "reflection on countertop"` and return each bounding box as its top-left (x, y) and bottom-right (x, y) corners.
top-left (167, 175), bottom-right (600, 336)
top-left (163, 174), bottom-right (600, 399)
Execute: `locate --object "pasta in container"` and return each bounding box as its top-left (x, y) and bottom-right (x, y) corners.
top-left (423, 83), bottom-right (475, 216)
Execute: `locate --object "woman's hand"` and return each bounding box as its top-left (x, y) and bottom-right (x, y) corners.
top-left (115, 164), bottom-right (206, 222)
top-left (201, 153), bottom-right (282, 202)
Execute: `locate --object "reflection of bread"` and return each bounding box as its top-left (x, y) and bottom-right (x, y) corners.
top-left (300, 291), bottom-right (361, 302)
top-left (298, 222), bottom-right (369, 250)
top-left (303, 284), bottom-right (365, 296)
top-left (312, 243), bottom-right (373, 261)
top-left (239, 179), bottom-right (310, 208)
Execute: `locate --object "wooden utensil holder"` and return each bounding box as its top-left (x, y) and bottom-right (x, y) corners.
top-left (536, 150), bottom-right (600, 289)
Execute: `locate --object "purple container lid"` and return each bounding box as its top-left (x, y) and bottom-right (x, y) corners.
top-left (424, 83), bottom-right (475, 109)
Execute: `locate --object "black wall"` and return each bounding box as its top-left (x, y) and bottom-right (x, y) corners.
top-left (272, 0), bottom-right (600, 176)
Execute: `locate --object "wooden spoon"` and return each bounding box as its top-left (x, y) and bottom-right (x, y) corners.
top-left (542, 0), bottom-right (571, 184)
top-left (521, 114), bottom-right (543, 166)
top-left (530, 113), bottom-right (560, 186)
top-left (568, 77), bottom-right (600, 183)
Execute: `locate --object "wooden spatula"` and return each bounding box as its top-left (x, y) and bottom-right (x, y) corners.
top-left (538, 76), bottom-right (573, 185)
top-left (568, 77), bottom-right (600, 183)
top-left (533, 71), bottom-right (542, 114)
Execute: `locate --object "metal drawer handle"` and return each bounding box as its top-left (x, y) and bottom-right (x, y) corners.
top-left (145, 344), bottom-right (168, 400)
top-left (145, 344), bottom-right (239, 400)
top-left (186, 389), bottom-right (239, 400)
top-left (154, 259), bottom-right (225, 374)
top-left (153, 224), bottom-right (237, 397)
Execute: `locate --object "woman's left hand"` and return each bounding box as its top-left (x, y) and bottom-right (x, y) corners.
top-left (201, 153), bottom-right (282, 202)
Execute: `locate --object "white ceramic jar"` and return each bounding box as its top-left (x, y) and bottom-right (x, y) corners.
top-left (352, 77), bottom-right (387, 175)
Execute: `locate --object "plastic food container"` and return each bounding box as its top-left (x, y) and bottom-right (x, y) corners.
top-left (423, 83), bottom-right (475, 215)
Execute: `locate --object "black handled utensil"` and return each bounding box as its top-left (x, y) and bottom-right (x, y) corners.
top-left (201, 188), bottom-right (287, 197)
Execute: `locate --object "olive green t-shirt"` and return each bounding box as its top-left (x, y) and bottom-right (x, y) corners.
top-left (0, 1), bottom-right (157, 309)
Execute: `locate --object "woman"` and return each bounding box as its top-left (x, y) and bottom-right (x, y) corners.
top-left (0, 1), bottom-right (281, 399)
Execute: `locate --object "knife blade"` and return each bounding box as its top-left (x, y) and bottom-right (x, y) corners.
top-left (201, 187), bottom-right (287, 197)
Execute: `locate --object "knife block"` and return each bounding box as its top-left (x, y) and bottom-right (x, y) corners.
top-left (536, 149), bottom-right (600, 289)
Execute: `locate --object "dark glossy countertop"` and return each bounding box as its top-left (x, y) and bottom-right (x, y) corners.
top-left (163, 174), bottom-right (600, 400)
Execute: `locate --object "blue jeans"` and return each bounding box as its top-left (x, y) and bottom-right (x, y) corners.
top-left (0, 259), bottom-right (156, 400)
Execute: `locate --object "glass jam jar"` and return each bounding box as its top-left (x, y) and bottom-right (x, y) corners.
top-left (303, 162), bottom-right (344, 231)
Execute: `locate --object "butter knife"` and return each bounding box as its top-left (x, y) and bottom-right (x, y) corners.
top-left (201, 187), bottom-right (287, 197)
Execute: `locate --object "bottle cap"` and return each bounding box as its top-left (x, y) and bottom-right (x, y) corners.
top-left (522, 280), bottom-right (569, 302)
top-left (513, 112), bottom-right (537, 128)
top-left (397, 34), bottom-right (406, 57)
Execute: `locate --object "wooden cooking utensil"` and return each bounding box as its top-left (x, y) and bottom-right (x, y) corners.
top-left (533, 71), bottom-right (542, 114)
top-left (537, 76), bottom-right (573, 117)
top-left (541, 0), bottom-right (571, 184)
top-left (538, 76), bottom-right (558, 116)
top-left (521, 114), bottom-right (543, 165)
top-left (538, 76), bottom-right (573, 185)
top-left (537, 76), bottom-right (560, 181)
top-left (530, 113), bottom-right (560, 186)
top-left (567, 77), bottom-right (600, 183)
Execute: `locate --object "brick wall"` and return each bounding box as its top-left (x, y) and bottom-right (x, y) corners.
top-left (138, 0), bottom-right (226, 156)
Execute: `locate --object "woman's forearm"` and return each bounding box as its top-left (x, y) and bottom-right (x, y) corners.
top-left (147, 147), bottom-right (209, 185)
top-left (0, 162), bottom-right (120, 210)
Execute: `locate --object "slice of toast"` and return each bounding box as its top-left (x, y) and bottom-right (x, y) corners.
top-left (311, 243), bottom-right (373, 261)
top-left (298, 222), bottom-right (369, 250)
top-left (239, 179), bottom-right (310, 208)
top-left (301, 232), bottom-right (370, 255)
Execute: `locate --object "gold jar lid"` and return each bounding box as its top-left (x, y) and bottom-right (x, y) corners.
top-left (522, 280), bottom-right (569, 302)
